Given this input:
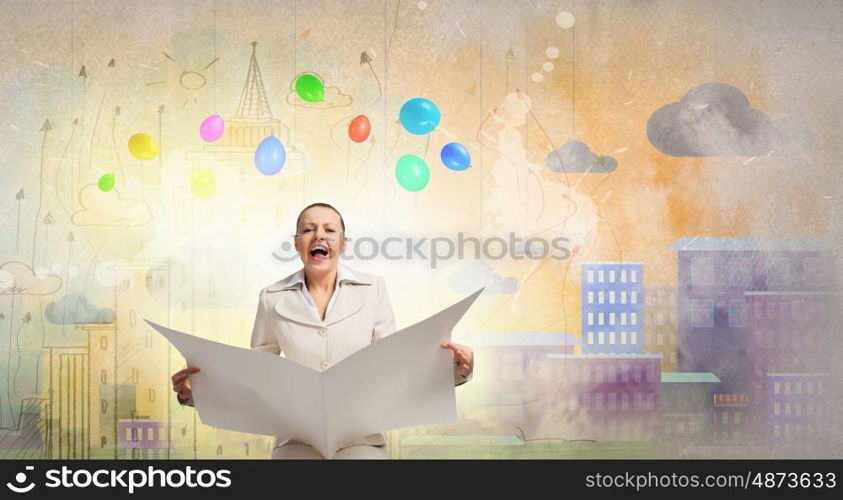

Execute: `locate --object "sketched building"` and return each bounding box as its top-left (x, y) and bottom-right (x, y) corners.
top-left (582, 263), bottom-right (644, 354)
top-left (455, 332), bottom-right (579, 432)
top-left (544, 354), bottom-right (661, 441)
top-left (766, 374), bottom-right (830, 443)
top-left (644, 287), bottom-right (678, 372)
top-left (713, 394), bottom-right (749, 445)
top-left (660, 372), bottom-right (721, 445)
top-left (46, 345), bottom-right (89, 459)
top-left (745, 291), bottom-right (840, 443)
top-left (671, 237), bottom-right (837, 393)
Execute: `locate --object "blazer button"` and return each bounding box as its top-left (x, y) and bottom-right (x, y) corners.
top-left (318, 328), bottom-right (326, 337)
top-left (321, 361), bottom-right (330, 369)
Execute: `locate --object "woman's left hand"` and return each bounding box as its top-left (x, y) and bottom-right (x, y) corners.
top-left (441, 342), bottom-right (474, 378)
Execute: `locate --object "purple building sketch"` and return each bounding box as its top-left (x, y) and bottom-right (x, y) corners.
top-left (746, 291), bottom-right (840, 442)
top-left (766, 374), bottom-right (830, 443)
top-left (118, 420), bottom-right (167, 459)
top-left (544, 354), bottom-right (661, 441)
top-left (460, 332), bottom-right (579, 432)
top-left (582, 262), bottom-right (645, 354)
top-left (671, 237), bottom-right (837, 393)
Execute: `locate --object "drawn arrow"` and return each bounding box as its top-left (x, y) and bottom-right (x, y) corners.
top-left (15, 189), bottom-right (24, 255)
top-left (447, 83), bottom-right (477, 126)
top-left (107, 58), bottom-right (115, 68)
top-left (31, 120), bottom-right (51, 267)
top-left (42, 212), bottom-right (55, 266)
top-left (505, 48), bottom-right (514, 93)
top-left (78, 65), bottom-right (87, 78)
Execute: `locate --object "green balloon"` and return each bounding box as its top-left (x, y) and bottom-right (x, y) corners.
top-left (295, 73), bottom-right (325, 102)
top-left (98, 173), bottom-right (115, 192)
top-left (395, 154), bottom-right (430, 192)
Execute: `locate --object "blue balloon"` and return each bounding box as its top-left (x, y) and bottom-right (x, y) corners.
top-left (255, 135), bottom-right (286, 175)
top-left (399, 97), bottom-right (441, 135)
top-left (440, 142), bottom-right (472, 171)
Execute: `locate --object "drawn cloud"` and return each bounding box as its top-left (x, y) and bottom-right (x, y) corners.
top-left (0, 261), bottom-right (62, 295)
top-left (286, 75), bottom-right (353, 109)
top-left (545, 141), bottom-right (617, 173)
top-left (449, 260), bottom-right (520, 294)
top-left (45, 292), bottom-right (115, 324)
top-left (71, 185), bottom-right (153, 226)
top-left (646, 82), bottom-right (805, 157)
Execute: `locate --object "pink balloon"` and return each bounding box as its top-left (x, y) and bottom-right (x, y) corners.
top-left (199, 114), bottom-right (225, 142)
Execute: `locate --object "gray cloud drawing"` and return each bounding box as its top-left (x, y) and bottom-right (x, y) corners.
top-left (0, 261), bottom-right (62, 295)
top-left (647, 82), bottom-right (785, 157)
top-left (449, 260), bottom-right (520, 294)
top-left (545, 141), bottom-right (617, 173)
top-left (45, 292), bottom-right (115, 324)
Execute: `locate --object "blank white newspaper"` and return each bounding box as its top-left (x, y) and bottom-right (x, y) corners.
top-left (145, 286), bottom-right (484, 458)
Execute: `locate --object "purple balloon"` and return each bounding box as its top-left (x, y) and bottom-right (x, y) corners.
top-left (199, 114), bottom-right (225, 142)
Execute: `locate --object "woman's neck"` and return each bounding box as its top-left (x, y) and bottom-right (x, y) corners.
top-left (304, 267), bottom-right (338, 293)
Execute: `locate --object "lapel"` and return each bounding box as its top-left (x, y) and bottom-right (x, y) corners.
top-left (266, 268), bottom-right (374, 328)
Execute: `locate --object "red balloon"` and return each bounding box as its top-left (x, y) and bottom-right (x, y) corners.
top-left (348, 114), bottom-right (371, 143)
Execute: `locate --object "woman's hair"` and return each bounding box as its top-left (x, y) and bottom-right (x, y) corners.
top-left (295, 202), bottom-right (346, 234)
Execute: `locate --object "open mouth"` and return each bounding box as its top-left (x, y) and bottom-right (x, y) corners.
top-left (309, 245), bottom-right (329, 262)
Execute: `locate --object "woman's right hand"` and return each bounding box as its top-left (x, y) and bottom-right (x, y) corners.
top-left (171, 366), bottom-right (200, 403)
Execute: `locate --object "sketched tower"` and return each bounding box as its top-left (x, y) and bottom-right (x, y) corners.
top-left (220, 41), bottom-right (289, 147)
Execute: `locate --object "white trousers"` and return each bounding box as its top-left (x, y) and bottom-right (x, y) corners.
top-left (271, 443), bottom-right (390, 459)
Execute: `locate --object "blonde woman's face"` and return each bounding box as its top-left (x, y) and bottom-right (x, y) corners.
top-left (294, 206), bottom-right (346, 270)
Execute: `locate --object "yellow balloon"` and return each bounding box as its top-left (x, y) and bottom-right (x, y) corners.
top-left (190, 168), bottom-right (216, 199)
top-left (128, 133), bottom-right (159, 160)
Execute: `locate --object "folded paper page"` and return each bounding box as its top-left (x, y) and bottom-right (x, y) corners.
top-left (146, 285), bottom-right (484, 459)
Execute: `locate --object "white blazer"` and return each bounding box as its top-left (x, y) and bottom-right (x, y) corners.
top-left (252, 265), bottom-right (471, 451)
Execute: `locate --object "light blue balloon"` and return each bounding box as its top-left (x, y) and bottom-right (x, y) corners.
top-left (255, 135), bottom-right (286, 175)
top-left (399, 97), bottom-right (441, 135)
top-left (440, 142), bottom-right (472, 171)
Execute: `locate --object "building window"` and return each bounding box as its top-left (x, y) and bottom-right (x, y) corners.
top-left (587, 270), bottom-right (594, 283)
top-left (621, 331), bottom-right (627, 344)
top-left (631, 312), bottom-right (638, 325)
top-left (588, 332), bottom-right (594, 345)
top-left (599, 313), bottom-right (605, 325)
top-left (609, 312), bottom-right (616, 325)
top-left (101, 399), bottom-right (108, 415)
top-left (728, 257), bottom-right (752, 286)
top-left (149, 389), bottom-right (156, 403)
top-left (633, 365), bottom-right (642, 383)
top-left (598, 331), bottom-right (605, 345)
top-left (598, 270), bottom-right (605, 283)
top-left (630, 269), bottom-right (638, 282)
top-left (595, 393), bottom-right (604, 410)
top-left (609, 270), bottom-right (616, 282)
top-left (691, 257), bottom-right (715, 286)
top-left (131, 368), bottom-right (139, 384)
top-left (631, 331), bottom-right (638, 345)
top-left (621, 270), bottom-right (628, 282)
top-left (100, 336), bottom-right (108, 350)
top-left (608, 393), bottom-right (617, 411)
top-left (631, 291), bottom-right (638, 304)
top-left (621, 393), bottom-right (630, 411)
top-left (785, 382), bottom-right (791, 394)
top-left (621, 312), bottom-right (627, 325)
top-left (100, 369), bottom-right (107, 384)
top-left (735, 412), bottom-right (742, 424)
top-left (691, 299), bottom-right (715, 327)
top-left (729, 299), bottom-right (748, 328)
top-left (588, 291), bottom-right (594, 304)
top-left (767, 257), bottom-right (791, 286)
top-left (129, 308), bottom-right (137, 327)
top-left (645, 363), bottom-right (655, 382)
top-left (621, 291), bottom-right (627, 303)
top-left (598, 291), bottom-right (605, 304)
top-left (587, 313), bottom-right (594, 325)
top-left (609, 291), bottom-right (615, 303)
top-left (609, 331), bottom-right (616, 344)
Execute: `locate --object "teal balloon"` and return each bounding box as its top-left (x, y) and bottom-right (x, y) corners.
top-left (399, 97), bottom-right (440, 135)
top-left (255, 136), bottom-right (286, 175)
top-left (440, 142), bottom-right (471, 171)
top-left (395, 154), bottom-right (430, 192)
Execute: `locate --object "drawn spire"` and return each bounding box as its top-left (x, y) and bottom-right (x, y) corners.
top-left (234, 42), bottom-right (273, 121)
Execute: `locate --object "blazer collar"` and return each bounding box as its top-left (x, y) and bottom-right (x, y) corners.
top-left (265, 265), bottom-right (374, 327)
